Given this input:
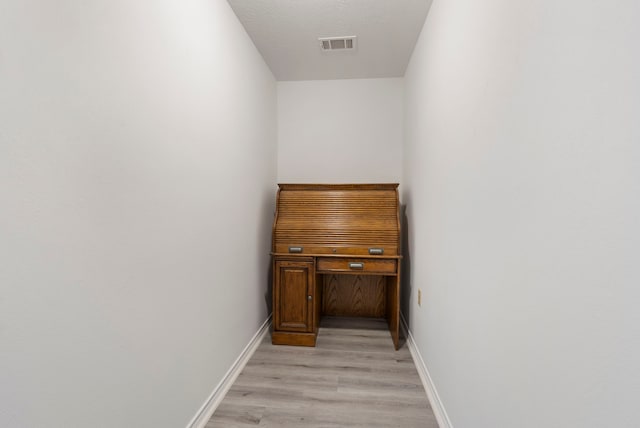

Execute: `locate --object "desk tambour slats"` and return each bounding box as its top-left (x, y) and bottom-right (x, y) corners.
top-left (273, 185), bottom-right (400, 256)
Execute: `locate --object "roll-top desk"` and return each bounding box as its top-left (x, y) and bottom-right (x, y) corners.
top-left (271, 183), bottom-right (402, 350)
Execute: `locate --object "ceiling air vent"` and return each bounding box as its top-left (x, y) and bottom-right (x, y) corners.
top-left (319, 36), bottom-right (357, 51)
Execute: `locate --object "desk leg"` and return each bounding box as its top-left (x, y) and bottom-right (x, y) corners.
top-left (387, 272), bottom-right (401, 350)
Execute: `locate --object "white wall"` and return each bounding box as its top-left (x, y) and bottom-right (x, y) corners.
top-left (403, 1), bottom-right (640, 427)
top-left (277, 78), bottom-right (403, 183)
top-left (0, 1), bottom-right (276, 427)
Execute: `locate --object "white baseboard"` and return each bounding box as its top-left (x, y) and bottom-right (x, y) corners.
top-left (185, 315), bottom-right (272, 428)
top-left (401, 314), bottom-right (453, 428)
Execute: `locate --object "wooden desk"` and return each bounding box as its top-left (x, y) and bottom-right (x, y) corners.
top-left (271, 184), bottom-right (402, 350)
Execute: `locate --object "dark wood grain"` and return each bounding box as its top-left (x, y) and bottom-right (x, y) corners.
top-left (271, 183), bottom-right (402, 349)
top-left (322, 274), bottom-right (386, 317)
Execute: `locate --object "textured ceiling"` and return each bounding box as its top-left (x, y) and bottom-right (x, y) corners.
top-left (227, 0), bottom-right (431, 81)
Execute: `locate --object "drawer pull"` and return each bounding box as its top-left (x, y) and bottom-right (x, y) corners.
top-left (288, 246), bottom-right (303, 253)
top-left (368, 248), bottom-right (384, 255)
top-left (349, 262), bottom-right (364, 270)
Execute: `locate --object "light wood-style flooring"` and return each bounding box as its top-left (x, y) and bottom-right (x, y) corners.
top-left (206, 317), bottom-right (438, 427)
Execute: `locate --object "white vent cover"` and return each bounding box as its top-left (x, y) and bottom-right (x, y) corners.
top-left (319, 36), bottom-right (357, 51)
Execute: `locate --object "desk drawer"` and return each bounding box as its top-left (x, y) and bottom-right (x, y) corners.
top-left (317, 258), bottom-right (397, 275)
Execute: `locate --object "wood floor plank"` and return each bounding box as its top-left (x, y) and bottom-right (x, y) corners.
top-left (206, 317), bottom-right (439, 428)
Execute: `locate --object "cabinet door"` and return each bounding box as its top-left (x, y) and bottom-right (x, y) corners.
top-left (274, 259), bottom-right (314, 332)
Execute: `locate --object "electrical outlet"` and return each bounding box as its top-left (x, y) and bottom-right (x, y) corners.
top-left (418, 289), bottom-right (422, 306)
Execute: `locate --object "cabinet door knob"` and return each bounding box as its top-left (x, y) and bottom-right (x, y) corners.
top-left (307, 295), bottom-right (312, 301)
